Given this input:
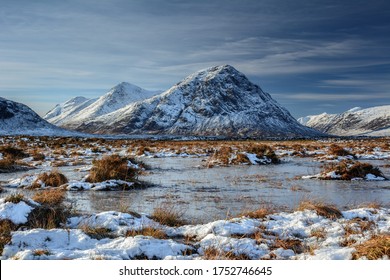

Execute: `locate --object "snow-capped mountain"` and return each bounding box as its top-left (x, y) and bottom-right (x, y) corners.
top-left (298, 105), bottom-right (390, 136)
top-left (73, 65), bottom-right (323, 138)
top-left (0, 97), bottom-right (81, 136)
top-left (44, 96), bottom-right (98, 126)
top-left (44, 82), bottom-right (160, 129)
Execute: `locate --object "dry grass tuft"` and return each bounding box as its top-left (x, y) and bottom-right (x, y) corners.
top-left (202, 247), bottom-right (251, 260)
top-left (0, 219), bottom-right (17, 255)
top-left (272, 238), bottom-right (304, 254)
top-left (31, 170), bottom-right (68, 188)
top-left (352, 235), bottom-right (390, 260)
top-left (87, 154), bottom-right (141, 183)
top-left (246, 144), bottom-right (280, 164)
top-left (151, 205), bottom-right (185, 227)
top-left (310, 228), bottom-right (327, 240)
top-left (4, 193), bottom-right (25, 204)
top-left (32, 249), bottom-right (50, 256)
top-left (126, 227), bottom-right (168, 239)
top-left (328, 144), bottom-right (355, 157)
top-left (0, 146), bottom-right (29, 159)
top-left (80, 226), bottom-right (115, 240)
top-left (297, 200), bottom-right (342, 219)
top-left (240, 206), bottom-right (274, 219)
top-left (0, 157), bottom-right (17, 172)
top-left (322, 160), bottom-right (385, 180)
top-left (32, 189), bottom-right (66, 206)
top-left (27, 190), bottom-right (70, 229)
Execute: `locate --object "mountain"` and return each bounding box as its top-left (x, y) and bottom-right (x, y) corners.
top-left (0, 97), bottom-right (81, 136)
top-left (44, 96), bottom-right (98, 126)
top-left (72, 65), bottom-right (323, 138)
top-left (298, 105), bottom-right (390, 136)
top-left (44, 82), bottom-right (160, 129)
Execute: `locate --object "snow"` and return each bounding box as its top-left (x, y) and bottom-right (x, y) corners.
top-left (40, 65), bottom-right (321, 138)
top-left (1, 229), bottom-right (191, 260)
top-left (297, 105), bottom-right (390, 136)
top-left (66, 180), bottom-right (134, 191)
top-left (1, 202), bottom-right (390, 260)
top-left (0, 199), bottom-right (34, 224)
top-left (3, 175), bottom-right (37, 188)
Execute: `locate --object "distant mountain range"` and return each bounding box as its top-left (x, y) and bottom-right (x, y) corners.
top-left (3, 65), bottom-right (388, 138)
top-left (0, 97), bottom-right (82, 136)
top-left (43, 65), bottom-right (322, 138)
top-left (298, 105), bottom-right (390, 136)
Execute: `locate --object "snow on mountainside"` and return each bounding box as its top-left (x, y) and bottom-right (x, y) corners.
top-left (74, 65), bottom-right (323, 138)
top-left (44, 96), bottom-right (98, 126)
top-left (0, 97), bottom-right (82, 136)
top-left (45, 82), bottom-right (160, 129)
top-left (298, 105), bottom-right (390, 136)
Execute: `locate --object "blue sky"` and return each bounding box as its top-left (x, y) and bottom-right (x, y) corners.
top-left (1, 0), bottom-right (389, 117)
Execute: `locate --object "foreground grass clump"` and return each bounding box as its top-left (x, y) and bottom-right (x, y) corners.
top-left (4, 193), bottom-right (25, 204)
top-left (0, 219), bottom-right (17, 255)
top-left (31, 170), bottom-right (68, 188)
top-left (322, 160), bottom-right (385, 180)
top-left (28, 189), bottom-right (70, 229)
top-left (80, 226), bottom-right (115, 240)
top-left (203, 247), bottom-right (251, 260)
top-left (126, 227), bottom-right (168, 239)
top-left (86, 154), bottom-right (141, 183)
top-left (151, 205), bottom-right (185, 227)
top-left (32, 189), bottom-right (66, 206)
top-left (352, 235), bottom-right (390, 260)
top-left (297, 200), bottom-right (342, 219)
top-left (240, 205), bottom-right (274, 219)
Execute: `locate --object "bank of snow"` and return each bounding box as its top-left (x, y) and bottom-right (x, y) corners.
top-left (1, 196), bottom-right (389, 260)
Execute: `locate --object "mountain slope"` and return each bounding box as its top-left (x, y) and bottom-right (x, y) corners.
top-left (0, 97), bottom-right (80, 136)
top-left (45, 82), bottom-right (160, 129)
top-left (298, 105), bottom-right (390, 136)
top-left (75, 65), bottom-right (323, 138)
top-left (44, 96), bottom-right (98, 126)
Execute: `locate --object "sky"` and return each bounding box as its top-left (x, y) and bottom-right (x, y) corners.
top-left (1, 0), bottom-right (390, 118)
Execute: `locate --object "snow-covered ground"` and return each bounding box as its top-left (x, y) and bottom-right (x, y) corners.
top-left (1, 196), bottom-right (389, 260)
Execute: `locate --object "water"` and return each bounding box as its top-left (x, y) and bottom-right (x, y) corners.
top-left (2, 156), bottom-right (389, 223)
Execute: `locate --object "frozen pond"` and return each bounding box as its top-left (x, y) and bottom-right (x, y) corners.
top-left (1, 156), bottom-right (389, 223)
top-left (63, 157), bottom-right (390, 222)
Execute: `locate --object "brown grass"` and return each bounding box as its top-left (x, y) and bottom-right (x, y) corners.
top-left (297, 200), bottom-right (342, 219)
top-left (329, 144), bottom-right (355, 157)
top-left (310, 228), bottom-right (327, 240)
top-left (0, 219), bottom-right (17, 255)
top-left (151, 205), bottom-right (185, 227)
top-left (202, 247), bottom-right (251, 260)
top-left (31, 170), bottom-right (68, 188)
top-left (27, 191), bottom-right (70, 229)
top-left (272, 238), bottom-right (304, 254)
top-left (80, 226), bottom-right (115, 240)
top-left (0, 157), bottom-right (16, 171)
top-left (240, 206), bottom-right (274, 219)
top-left (126, 227), bottom-right (168, 239)
top-left (322, 160), bottom-right (385, 180)
top-left (32, 189), bottom-right (66, 206)
top-left (86, 154), bottom-right (140, 183)
top-left (0, 146), bottom-right (29, 159)
top-left (32, 249), bottom-right (50, 256)
top-left (246, 144), bottom-right (280, 164)
top-left (4, 193), bottom-right (25, 204)
top-left (352, 235), bottom-right (390, 260)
